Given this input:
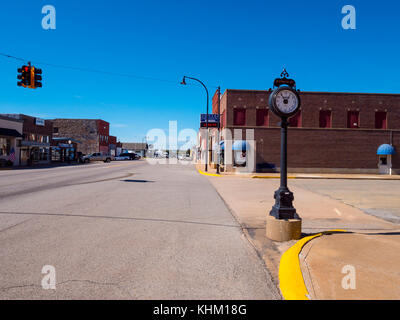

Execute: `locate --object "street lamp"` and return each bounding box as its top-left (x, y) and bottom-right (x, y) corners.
top-left (181, 76), bottom-right (210, 172)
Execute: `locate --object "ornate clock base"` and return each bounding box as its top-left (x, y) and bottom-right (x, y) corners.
top-left (269, 187), bottom-right (300, 220)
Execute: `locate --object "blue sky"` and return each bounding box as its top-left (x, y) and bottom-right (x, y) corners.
top-left (0, 0), bottom-right (399, 142)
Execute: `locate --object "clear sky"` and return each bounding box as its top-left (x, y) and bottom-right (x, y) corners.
top-left (0, 0), bottom-right (399, 142)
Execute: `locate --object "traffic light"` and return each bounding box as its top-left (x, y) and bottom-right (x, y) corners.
top-left (17, 65), bottom-right (31, 87)
top-left (31, 67), bottom-right (42, 89)
top-left (17, 64), bottom-right (42, 89)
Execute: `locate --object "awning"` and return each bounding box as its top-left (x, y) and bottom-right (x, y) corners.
top-left (377, 144), bottom-right (395, 155)
top-left (0, 128), bottom-right (22, 138)
top-left (232, 140), bottom-right (249, 151)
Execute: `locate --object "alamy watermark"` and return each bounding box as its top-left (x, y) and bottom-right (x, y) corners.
top-left (42, 5), bottom-right (56, 30)
top-left (341, 5), bottom-right (356, 30)
top-left (41, 265), bottom-right (56, 290)
top-left (145, 121), bottom-right (256, 172)
top-left (341, 264), bottom-right (356, 290)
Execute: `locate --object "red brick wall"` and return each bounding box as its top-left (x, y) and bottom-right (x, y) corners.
top-left (223, 90), bottom-right (400, 172)
top-left (97, 120), bottom-right (110, 147)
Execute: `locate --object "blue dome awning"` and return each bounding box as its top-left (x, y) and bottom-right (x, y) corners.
top-left (377, 144), bottom-right (395, 155)
top-left (232, 140), bottom-right (249, 151)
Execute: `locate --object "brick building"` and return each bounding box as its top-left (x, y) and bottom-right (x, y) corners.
top-left (0, 115), bottom-right (23, 166)
top-left (52, 119), bottom-right (110, 155)
top-left (207, 89), bottom-right (400, 174)
top-left (1, 114), bottom-right (53, 166)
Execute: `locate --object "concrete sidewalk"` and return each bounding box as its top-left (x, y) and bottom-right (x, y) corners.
top-left (203, 172), bottom-right (400, 299)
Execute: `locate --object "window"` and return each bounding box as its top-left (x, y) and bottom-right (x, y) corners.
top-left (347, 111), bottom-right (359, 128)
top-left (256, 109), bottom-right (269, 126)
top-left (53, 127), bottom-right (59, 133)
top-left (319, 110), bottom-right (332, 128)
top-left (289, 110), bottom-right (302, 127)
top-left (233, 108), bottom-right (246, 126)
top-left (0, 138), bottom-right (11, 156)
top-left (375, 111), bottom-right (387, 129)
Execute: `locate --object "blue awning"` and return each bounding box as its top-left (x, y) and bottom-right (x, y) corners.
top-left (232, 140), bottom-right (248, 151)
top-left (377, 144), bottom-right (395, 155)
top-left (219, 141), bottom-right (224, 151)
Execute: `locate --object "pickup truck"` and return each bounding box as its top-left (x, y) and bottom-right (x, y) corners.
top-left (82, 152), bottom-right (114, 163)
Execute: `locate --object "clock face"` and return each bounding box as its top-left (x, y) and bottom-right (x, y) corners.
top-left (275, 89), bottom-right (299, 114)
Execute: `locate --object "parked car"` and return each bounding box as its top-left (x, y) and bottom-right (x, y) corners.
top-left (114, 155), bottom-right (130, 161)
top-left (82, 152), bottom-right (114, 163)
top-left (118, 153), bottom-right (140, 160)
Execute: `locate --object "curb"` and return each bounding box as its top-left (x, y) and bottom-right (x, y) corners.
top-left (197, 169), bottom-right (221, 177)
top-left (279, 229), bottom-right (347, 300)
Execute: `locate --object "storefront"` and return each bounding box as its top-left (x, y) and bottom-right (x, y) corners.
top-left (0, 116), bottom-right (23, 167)
top-left (19, 141), bottom-right (51, 166)
top-left (51, 138), bottom-right (81, 162)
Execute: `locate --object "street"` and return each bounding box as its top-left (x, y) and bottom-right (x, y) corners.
top-left (0, 161), bottom-right (280, 299)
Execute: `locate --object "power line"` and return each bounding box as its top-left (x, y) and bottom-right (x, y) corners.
top-left (0, 51), bottom-right (220, 89)
top-left (0, 52), bottom-right (179, 85)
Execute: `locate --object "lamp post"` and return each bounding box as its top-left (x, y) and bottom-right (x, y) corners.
top-left (181, 76), bottom-right (210, 172)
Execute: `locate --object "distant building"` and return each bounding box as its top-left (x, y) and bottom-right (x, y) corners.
top-left (52, 119), bottom-right (110, 155)
top-left (1, 114), bottom-right (52, 166)
top-left (121, 142), bottom-right (148, 157)
top-left (0, 115), bottom-right (23, 166)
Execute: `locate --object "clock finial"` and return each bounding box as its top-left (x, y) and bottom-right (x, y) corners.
top-left (281, 68), bottom-right (289, 79)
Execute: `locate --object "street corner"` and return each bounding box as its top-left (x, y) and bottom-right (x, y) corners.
top-left (298, 231), bottom-right (400, 300)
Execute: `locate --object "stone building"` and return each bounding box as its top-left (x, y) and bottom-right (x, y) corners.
top-left (205, 89), bottom-right (400, 174)
top-left (52, 119), bottom-right (110, 155)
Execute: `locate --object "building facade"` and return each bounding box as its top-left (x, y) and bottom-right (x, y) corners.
top-left (208, 89), bottom-right (400, 174)
top-left (0, 115), bottom-right (23, 166)
top-left (52, 119), bottom-right (110, 155)
top-left (1, 114), bottom-right (52, 166)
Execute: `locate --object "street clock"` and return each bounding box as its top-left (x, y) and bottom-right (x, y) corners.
top-left (269, 86), bottom-right (301, 118)
top-left (269, 69), bottom-right (301, 118)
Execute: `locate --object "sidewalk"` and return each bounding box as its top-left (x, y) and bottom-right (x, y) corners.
top-left (202, 171), bottom-right (400, 299)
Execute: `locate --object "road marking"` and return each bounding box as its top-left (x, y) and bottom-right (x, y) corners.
top-left (334, 208), bottom-right (342, 216)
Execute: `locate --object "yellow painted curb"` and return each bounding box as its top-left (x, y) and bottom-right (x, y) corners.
top-left (279, 229), bottom-right (347, 300)
top-left (198, 169), bottom-right (221, 177)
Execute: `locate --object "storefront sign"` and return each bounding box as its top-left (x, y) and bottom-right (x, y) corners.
top-left (200, 114), bottom-right (220, 128)
top-left (35, 118), bottom-right (45, 126)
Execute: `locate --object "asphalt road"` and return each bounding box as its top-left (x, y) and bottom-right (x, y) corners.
top-left (0, 161), bottom-right (279, 299)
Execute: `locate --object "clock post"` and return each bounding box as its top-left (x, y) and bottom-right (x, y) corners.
top-left (266, 69), bottom-right (302, 241)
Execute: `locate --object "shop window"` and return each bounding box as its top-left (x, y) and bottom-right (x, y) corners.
top-left (375, 111), bottom-right (387, 129)
top-left (319, 110), bottom-right (332, 128)
top-left (289, 110), bottom-right (302, 127)
top-left (0, 138), bottom-right (11, 156)
top-left (347, 111), bottom-right (359, 128)
top-left (256, 109), bottom-right (269, 126)
top-left (233, 108), bottom-right (246, 126)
